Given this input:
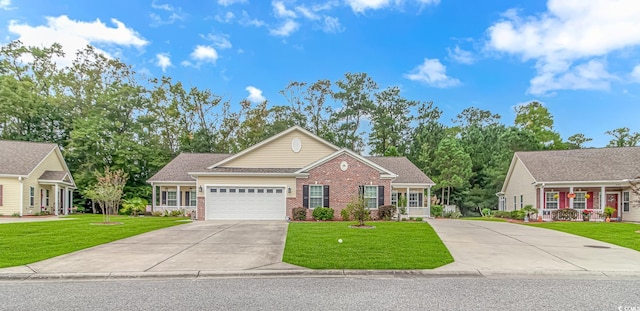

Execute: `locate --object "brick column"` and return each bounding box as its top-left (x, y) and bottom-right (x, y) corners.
top-left (197, 197), bottom-right (205, 221)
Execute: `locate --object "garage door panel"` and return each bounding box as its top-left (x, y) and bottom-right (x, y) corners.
top-left (205, 186), bottom-right (286, 220)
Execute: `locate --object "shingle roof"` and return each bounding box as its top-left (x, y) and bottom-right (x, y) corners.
top-left (206, 167), bottom-right (300, 173)
top-left (516, 147), bottom-right (640, 182)
top-left (39, 170), bottom-right (68, 181)
top-left (0, 140), bottom-right (57, 176)
top-left (148, 153), bottom-right (232, 182)
top-left (366, 156), bottom-right (434, 185)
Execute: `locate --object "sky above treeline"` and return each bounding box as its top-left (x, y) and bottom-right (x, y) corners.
top-left (1, 0), bottom-right (640, 147)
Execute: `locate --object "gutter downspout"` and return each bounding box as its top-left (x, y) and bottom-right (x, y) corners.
top-left (19, 177), bottom-right (24, 217)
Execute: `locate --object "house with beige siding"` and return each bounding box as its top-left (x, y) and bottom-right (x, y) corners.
top-left (0, 140), bottom-right (76, 216)
top-left (499, 147), bottom-right (640, 222)
top-left (148, 126), bottom-right (435, 220)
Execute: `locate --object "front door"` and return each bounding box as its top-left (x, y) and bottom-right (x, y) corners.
top-left (606, 193), bottom-right (618, 218)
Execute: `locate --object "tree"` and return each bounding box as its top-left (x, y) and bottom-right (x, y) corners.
top-left (332, 72), bottom-right (378, 152)
top-left (605, 127), bottom-right (640, 147)
top-left (432, 138), bottom-right (472, 205)
top-left (345, 196), bottom-right (370, 226)
top-left (85, 167), bottom-right (128, 223)
top-left (368, 86), bottom-right (415, 155)
top-left (409, 101), bottom-right (445, 177)
top-left (566, 133), bottom-right (593, 149)
top-left (514, 101), bottom-right (562, 148)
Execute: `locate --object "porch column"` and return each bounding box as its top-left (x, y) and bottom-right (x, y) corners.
top-left (406, 187), bottom-right (410, 211)
top-left (64, 187), bottom-right (69, 215)
top-left (151, 183), bottom-right (156, 212)
top-left (54, 184), bottom-right (59, 216)
top-left (426, 187), bottom-right (431, 218)
top-left (600, 186), bottom-right (606, 210)
top-left (176, 185), bottom-right (181, 208)
top-left (569, 186), bottom-right (574, 209)
top-left (70, 190), bottom-right (74, 213)
top-left (538, 186), bottom-right (545, 217)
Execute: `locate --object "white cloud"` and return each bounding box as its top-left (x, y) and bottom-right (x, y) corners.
top-left (217, 0), bottom-right (247, 6)
top-left (245, 86), bottom-right (266, 103)
top-left (1, 0), bottom-right (12, 10)
top-left (345, 0), bottom-right (439, 13)
top-left (150, 1), bottom-right (185, 26)
top-left (202, 33), bottom-right (232, 49)
top-left (269, 19), bottom-right (299, 37)
top-left (7, 15), bottom-right (148, 67)
top-left (239, 11), bottom-right (266, 27)
top-left (632, 65), bottom-right (640, 83)
top-left (273, 1), bottom-right (297, 18)
top-left (404, 58), bottom-right (460, 88)
top-left (447, 45), bottom-right (474, 64)
top-left (486, 0), bottom-right (640, 95)
top-left (321, 16), bottom-right (344, 33)
top-left (295, 5), bottom-right (319, 20)
top-left (155, 53), bottom-right (172, 72)
top-left (190, 45), bottom-right (218, 63)
top-left (215, 11), bottom-right (235, 23)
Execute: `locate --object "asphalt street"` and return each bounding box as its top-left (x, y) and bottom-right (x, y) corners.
top-left (1, 276), bottom-right (639, 311)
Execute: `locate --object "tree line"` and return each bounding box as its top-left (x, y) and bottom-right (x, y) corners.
top-left (1, 41), bottom-right (638, 213)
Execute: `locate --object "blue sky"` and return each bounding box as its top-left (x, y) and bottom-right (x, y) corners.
top-left (1, 0), bottom-right (640, 147)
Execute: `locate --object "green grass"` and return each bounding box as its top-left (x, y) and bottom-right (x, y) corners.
top-left (460, 217), bottom-right (507, 222)
top-left (0, 214), bottom-right (188, 268)
top-left (527, 222), bottom-right (640, 252)
top-left (283, 221), bottom-right (453, 269)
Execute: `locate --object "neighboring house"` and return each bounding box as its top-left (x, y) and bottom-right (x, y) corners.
top-left (0, 140), bottom-right (76, 216)
top-left (148, 126), bottom-right (435, 220)
top-left (499, 147), bottom-right (640, 222)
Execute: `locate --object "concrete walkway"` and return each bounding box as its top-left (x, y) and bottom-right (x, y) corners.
top-left (429, 219), bottom-right (640, 275)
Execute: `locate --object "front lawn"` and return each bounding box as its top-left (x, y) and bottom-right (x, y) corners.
top-left (527, 222), bottom-right (640, 252)
top-left (283, 221), bottom-right (453, 269)
top-left (0, 214), bottom-right (188, 268)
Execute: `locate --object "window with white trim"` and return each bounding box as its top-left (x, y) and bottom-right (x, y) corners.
top-left (309, 185), bottom-right (323, 209)
top-left (409, 192), bottom-right (419, 207)
top-left (623, 191), bottom-right (630, 212)
top-left (573, 192), bottom-right (586, 209)
top-left (189, 191), bottom-right (197, 207)
top-left (167, 191), bottom-right (177, 206)
top-left (546, 192), bottom-right (558, 209)
top-left (46, 189), bottom-right (50, 206)
top-left (513, 196), bottom-right (517, 209)
top-left (30, 186), bottom-right (35, 207)
top-left (520, 195), bottom-right (524, 209)
top-left (391, 191), bottom-right (398, 206)
top-left (364, 185), bottom-right (378, 209)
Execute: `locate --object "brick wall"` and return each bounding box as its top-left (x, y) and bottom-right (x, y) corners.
top-left (197, 197), bottom-right (205, 220)
top-left (287, 154), bottom-right (391, 220)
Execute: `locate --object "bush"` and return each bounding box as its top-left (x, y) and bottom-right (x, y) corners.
top-left (292, 207), bottom-right (307, 221)
top-left (345, 197), bottom-right (370, 226)
top-left (377, 205), bottom-right (396, 221)
top-left (170, 209), bottom-right (183, 217)
top-left (120, 197), bottom-right (148, 216)
top-left (11, 212), bottom-right (20, 217)
top-left (312, 207), bottom-right (334, 221)
top-left (481, 208), bottom-right (492, 217)
top-left (340, 208), bottom-right (350, 221)
top-left (75, 206), bottom-right (85, 213)
top-left (152, 211), bottom-right (163, 217)
top-left (510, 210), bottom-right (526, 220)
top-left (430, 205), bottom-right (443, 217)
top-left (415, 217), bottom-right (423, 221)
top-left (492, 211), bottom-right (511, 218)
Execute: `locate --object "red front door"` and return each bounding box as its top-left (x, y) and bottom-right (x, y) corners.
top-left (606, 193), bottom-right (618, 218)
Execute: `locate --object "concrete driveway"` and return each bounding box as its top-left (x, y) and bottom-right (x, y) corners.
top-left (24, 221), bottom-right (300, 274)
top-left (429, 219), bottom-right (640, 274)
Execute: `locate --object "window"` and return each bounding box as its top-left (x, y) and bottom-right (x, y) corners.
top-left (520, 195), bottom-right (524, 209)
top-left (46, 189), bottom-right (50, 206)
top-left (239, 188), bottom-right (246, 193)
top-left (276, 189), bottom-right (283, 194)
top-left (573, 192), bottom-right (586, 209)
top-left (229, 188), bottom-right (236, 193)
top-left (220, 188), bottom-right (227, 193)
top-left (266, 189), bottom-right (274, 193)
top-left (546, 192), bottom-right (558, 209)
top-left (513, 196), bottom-right (517, 209)
top-left (167, 191), bottom-right (177, 206)
top-left (309, 185), bottom-right (323, 209)
top-left (248, 188), bottom-right (255, 193)
top-left (189, 191), bottom-right (197, 207)
top-left (257, 189), bottom-right (264, 193)
top-left (30, 186), bottom-right (35, 207)
top-left (409, 192), bottom-right (419, 207)
top-left (391, 191), bottom-right (398, 206)
top-left (623, 191), bottom-right (630, 212)
top-left (364, 185), bottom-right (378, 209)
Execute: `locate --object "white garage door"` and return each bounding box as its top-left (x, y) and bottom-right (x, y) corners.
top-left (205, 186), bottom-right (286, 220)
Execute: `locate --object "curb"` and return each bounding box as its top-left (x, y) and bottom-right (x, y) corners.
top-left (3, 269), bottom-right (639, 281)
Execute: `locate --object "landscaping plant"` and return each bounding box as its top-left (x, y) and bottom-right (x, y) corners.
top-left (312, 207), bottom-right (334, 221)
top-left (345, 196), bottom-right (370, 226)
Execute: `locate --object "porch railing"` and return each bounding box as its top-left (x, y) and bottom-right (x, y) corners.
top-left (541, 209), bottom-right (605, 222)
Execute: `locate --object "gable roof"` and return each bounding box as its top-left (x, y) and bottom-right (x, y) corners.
top-left (296, 149), bottom-right (397, 177)
top-left (366, 156), bottom-right (435, 185)
top-left (515, 147), bottom-right (640, 182)
top-left (148, 153), bottom-right (232, 182)
top-left (39, 170), bottom-right (69, 182)
top-left (207, 126), bottom-right (340, 169)
top-left (0, 140), bottom-right (58, 176)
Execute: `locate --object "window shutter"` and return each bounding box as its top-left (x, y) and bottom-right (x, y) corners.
top-left (0, 185), bottom-right (3, 206)
top-left (559, 192), bottom-right (566, 209)
top-left (359, 186), bottom-right (364, 198)
top-left (303, 185), bottom-right (309, 208)
top-left (378, 186), bottom-right (384, 207)
top-left (161, 191), bottom-right (167, 205)
top-left (587, 192), bottom-right (594, 209)
top-left (323, 185), bottom-right (330, 208)
top-left (418, 192), bottom-right (423, 207)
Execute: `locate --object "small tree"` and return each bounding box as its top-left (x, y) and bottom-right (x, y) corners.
top-left (85, 167), bottom-right (128, 223)
top-left (345, 196), bottom-right (370, 226)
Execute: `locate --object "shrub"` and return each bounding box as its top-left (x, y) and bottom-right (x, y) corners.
top-left (430, 205), bottom-right (443, 217)
top-left (449, 211), bottom-right (462, 219)
top-left (492, 211), bottom-right (511, 218)
top-left (510, 210), bottom-right (526, 220)
top-left (292, 207), bottom-right (307, 221)
top-left (340, 208), bottom-right (350, 221)
top-left (11, 212), bottom-right (20, 217)
top-left (415, 217), bottom-right (423, 221)
top-left (481, 208), bottom-right (492, 217)
top-left (76, 206), bottom-right (85, 213)
top-left (377, 205), bottom-right (396, 221)
top-left (345, 196), bottom-right (370, 226)
top-left (312, 207), bottom-right (334, 221)
top-left (170, 209), bottom-right (184, 217)
top-left (152, 211), bottom-right (163, 217)
top-left (120, 197), bottom-right (148, 216)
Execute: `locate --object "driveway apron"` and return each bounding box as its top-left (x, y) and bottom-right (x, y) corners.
top-left (428, 219), bottom-right (640, 274)
top-left (26, 221), bottom-right (291, 273)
